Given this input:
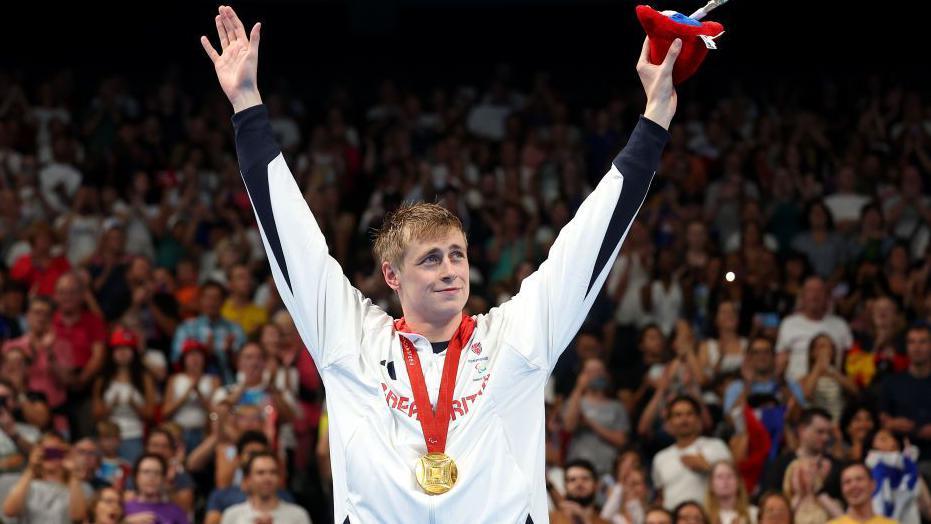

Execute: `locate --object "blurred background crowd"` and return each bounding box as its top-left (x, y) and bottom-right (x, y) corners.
top-left (0, 0), bottom-right (930, 523)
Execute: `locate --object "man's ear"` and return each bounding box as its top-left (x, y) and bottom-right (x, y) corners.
top-left (382, 261), bottom-right (401, 292)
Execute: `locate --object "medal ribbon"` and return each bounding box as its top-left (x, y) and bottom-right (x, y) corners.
top-left (395, 313), bottom-right (476, 453)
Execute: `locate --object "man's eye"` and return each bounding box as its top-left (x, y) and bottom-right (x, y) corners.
top-left (451, 251), bottom-right (465, 260)
top-left (423, 255), bottom-right (440, 264)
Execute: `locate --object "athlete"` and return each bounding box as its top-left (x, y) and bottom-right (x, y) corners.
top-left (201, 5), bottom-right (681, 523)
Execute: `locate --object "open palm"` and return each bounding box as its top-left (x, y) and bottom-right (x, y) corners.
top-left (201, 5), bottom-right (262, 111)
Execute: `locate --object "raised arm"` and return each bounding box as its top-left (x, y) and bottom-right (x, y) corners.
top-left (503, 37), bottom-right (680, 368)
top-left (201, 6), bottom-right (386, 368)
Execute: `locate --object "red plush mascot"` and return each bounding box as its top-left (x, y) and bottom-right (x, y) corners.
top-left (636, 3), bottom-right (726, 84)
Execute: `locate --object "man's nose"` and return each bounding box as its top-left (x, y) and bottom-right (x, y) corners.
top-left (440, 257), bottom-right (455, 280)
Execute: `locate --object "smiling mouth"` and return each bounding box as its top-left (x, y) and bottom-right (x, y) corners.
top-left (436, 288), bottom-right (460, 293)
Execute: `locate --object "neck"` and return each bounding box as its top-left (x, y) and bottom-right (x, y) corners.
top-left (797, 446), bottom-right (821, 458)
top-left (676, 434), bottom-right (699, 448)
top-left (59, 308), bottom-right (81, 322)
top-left (717, 495), bottom-right (737, 510)
top-left (848, 503), bottom-right (874, 521)
top-left (138, 490), bottom-right (161, 503)
top-left (402, 312), bottom-right (462, 343)
top-left (804, 309), bottom-right (825, 321)
top-left (231, 294), bottom-right (249, 306)
top-left (250, 493), bottom-right (279, 512)
top-left (718, 331), bottom-right (738, 342)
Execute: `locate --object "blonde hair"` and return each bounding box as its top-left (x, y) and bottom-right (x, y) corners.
top-left (372, 202), bottom-right (465, 268)
top-left (705, 460), bottom-right (752, 524)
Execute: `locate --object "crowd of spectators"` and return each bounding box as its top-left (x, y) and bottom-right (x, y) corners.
top-left (0, 55), bottom-right (930, 524)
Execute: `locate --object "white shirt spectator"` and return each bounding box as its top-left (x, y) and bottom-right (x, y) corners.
top-left (652, 436), bottom-right (732, 510)
top-left (775, 312), bottom-right (853, 381)
top-left (824, 193), bottom-right (870, 224)
top-left (38, 161), bottom-right (82, 214)
top-left (55, 213), bottom-right (102, 265)
top-left (220, 500), bottom-right (312, 524)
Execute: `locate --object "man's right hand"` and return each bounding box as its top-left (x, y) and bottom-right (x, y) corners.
top-left (201, 5), bottom-right (264, 113)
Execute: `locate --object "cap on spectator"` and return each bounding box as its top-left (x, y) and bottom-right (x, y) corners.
top-left (108, 326), bottom-right (139, 349)
top-left (181, 338), bottom-right (209, 356)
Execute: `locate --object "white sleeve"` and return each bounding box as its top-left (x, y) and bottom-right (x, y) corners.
top-left (774, 317), bottom-right (792, 353)
top-left (502, 116), bottom-right (669, 369)
top-left (704, 439), bottom-right (733, 463)
top-left (233, 105), bottom-right (386, 369)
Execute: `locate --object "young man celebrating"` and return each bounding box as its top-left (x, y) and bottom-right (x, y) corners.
top-left (651, 395), bottom-right (732, 509)
top-left (221, 451), bottom-right (311, 524)
top-left (201, 5), bottom-right (679, 523)
top-left (549, 459), bottom-right (611, 524)
top-left (828, 463), bottom-right (896, 524)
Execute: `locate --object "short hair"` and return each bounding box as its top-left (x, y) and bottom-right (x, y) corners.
top-left (564, 458), bottom-right (598, 480)
top-left (748, 335), bottom-right (774, 351)
top-left (758, 491), bottom-right (793, 524)
top-left (864, 428), bottom-right (904, 452)
top-left (236, 430), bottom-right (270, 456)
top-left (134, 453), bottom-right (167, 478)
top-left (96, 420), bottom-right (121, 438)
top-left (27, 295), bottom-right (54, 311)
top-left (673, 501), bottom-right (709, 524)
top-left (840, 462), bottom-right (872, 482)
top-left (146, 427), bottom-right (177, 450)
top-left (242, 450), bottom-right (278, 477)
top-left (372, 202), bottom-right (465, 267)
top-left (798, 406), bottom-right (832, 428)
top-left (645, 506), bottom-right (674, 524)
top-left (666, 395), bottom-right (702, 419)
top-left (200, 280), bottom-right (228, 297)
top-left (906, 323), bottom-right (931, 339)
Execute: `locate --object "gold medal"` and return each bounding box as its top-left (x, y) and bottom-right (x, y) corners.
top-left (415, 452), bottom-right (458, 495)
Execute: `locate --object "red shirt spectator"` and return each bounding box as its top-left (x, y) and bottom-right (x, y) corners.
top-left (52, 273), bottom-right (106, 381)
top-left (1, 296), bottom-right (74, 409)
top-left (10, 222), bottom-right (71, 297)
top-left (53, 308), bottom-right (105, 369)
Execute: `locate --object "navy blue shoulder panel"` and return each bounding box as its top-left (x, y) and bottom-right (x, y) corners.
top-left (584, 116), bottom-right (669, 297)
top-left (232, 105), bottom-right (293, 292)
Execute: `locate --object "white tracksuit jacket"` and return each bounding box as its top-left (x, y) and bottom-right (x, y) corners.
top-left (232, 105), bottom-right (669, 524)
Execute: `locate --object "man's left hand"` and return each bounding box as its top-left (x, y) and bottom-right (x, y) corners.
top-left (637, 37), bottom-right (680, 130)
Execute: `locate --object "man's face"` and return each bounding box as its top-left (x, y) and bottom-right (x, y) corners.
top-left (146, 433), bottom-right (173, 460)
top-left (907, 329), bottom-right (931, 366)
top-left (200, 287), bottom-right (224, 317)
top-left (247, 456), bottom-right (280, 498)
top-left (26, 301), bottom-right (52, 333)
top-left (841, 465), bottom-right (874, 507)
top-left (385, 228), bottom-right (470, 327)
top-left (238, 344), bottom-right (265, 381)
top-left (74, 439), bottom-right (101, 477)
top-left (135, 457), bottom-right (165, 496)
top-left (98, 435), bottom-right (120, 456)
top-left (564, 465), bottom-right (597, 505)
top-left (801, 278), bottom-right (827, 317)
top-left (229, 266), bottom-right (252, 297)
top-left (668, 400), bottom-right (700, 439)
top-left (799, 415), bottom-right (832, 454)
top-left (54, 274), bottom-right (82, 312)
top-left (748, 340), bottom-right (774, 374)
